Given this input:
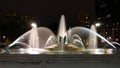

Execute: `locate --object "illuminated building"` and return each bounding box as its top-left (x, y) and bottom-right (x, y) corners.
top-left (95, 0), bottom-right (120, 43)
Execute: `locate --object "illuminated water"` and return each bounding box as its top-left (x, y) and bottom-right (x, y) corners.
top-left (29, 23), bottom-right (39, 48)
top-left (58, 15), bottom-right (67, 51)
top-left (4, 15), bottom-right (117, 54)
top-left (88, 25), bottom-right (97, 52)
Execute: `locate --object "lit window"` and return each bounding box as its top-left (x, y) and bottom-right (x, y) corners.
top-left (86, 17), bottom-right (88, 19)
top-left (105, 32), bottom-right (108, 34)
top-left (108, 37), bottom-right (112, 39)
top-left (98, 18), bottom-right (101, 20)
top-left (112, 28), bottom-right (114, 31)
top-left (106, 14), bottom-right (111, 17)
top-left (117, 23), bottom-right (119, 25)
top-left (3, 36), bottom-right (6, 39)
top-left (106, 25), bottom-right (109, 27)
top-left (116, 39), bottom-right (118, 41)
top-left (116, 28), bottom-right (118, 31)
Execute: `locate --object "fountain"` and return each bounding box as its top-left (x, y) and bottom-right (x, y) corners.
top-left (3, 15), bottom-right (117, 54)
top-left (88, 25), bottom-right (97, 53)
top-left (89, 25), bottom-right (97, 48)
top-left (58, 15), bottom-right (67, 51)
top-left (29, 23), bottom-right (39, 48)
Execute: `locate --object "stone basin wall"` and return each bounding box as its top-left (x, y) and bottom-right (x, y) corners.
top-left (0, 54), bottom-right (120, 68)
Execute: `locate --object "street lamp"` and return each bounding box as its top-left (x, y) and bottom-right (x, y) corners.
top-left (95, 23), bottom-right (101, 27)
top-left (31, 23), bottom-right (37, 28)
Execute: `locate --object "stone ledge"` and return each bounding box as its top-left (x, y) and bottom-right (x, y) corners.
top-left (0, 54), bottom-right (120, 62)
top-left (0, 54), bottom-right (120, 68)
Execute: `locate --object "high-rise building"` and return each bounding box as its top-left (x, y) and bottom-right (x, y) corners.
top-left (95, 0), bottom-right (120, 43)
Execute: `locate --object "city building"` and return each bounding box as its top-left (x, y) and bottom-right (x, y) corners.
top-left (95, 0), bottom-right (120, 43)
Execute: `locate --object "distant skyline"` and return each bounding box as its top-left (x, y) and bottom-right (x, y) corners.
top-left (0, 0), bottom-right (95, 26)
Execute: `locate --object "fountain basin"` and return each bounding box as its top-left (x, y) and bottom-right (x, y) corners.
top-left (0, 54), bottom-right (120, 68)
top-left (1, 48), bottom-right (117, 54)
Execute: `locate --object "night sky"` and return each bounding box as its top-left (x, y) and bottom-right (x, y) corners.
top-left (0, 0), bottom-right (95, 41)
top-left (0, 0), bottom-right (95, 26)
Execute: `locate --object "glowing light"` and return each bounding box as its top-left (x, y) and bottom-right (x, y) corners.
top-left (116, 28), bottom-right (118, 31)
top-left (109, 37), bottom-right (112, 39)
top-left (112, 28), bottom-right (114, 31)
top-left (3, 36), bottom-right (6, 39)
top-left (116, 39), bottom-right (118, 41)
top-left (31, 23), bottom-right (37, 28)
top-left (26, 48), bottom-right (48, 54)
top-left (106, 25), bottom-right (109, 27)
top-left (106, 14), bottom-right (111, 17)
top-left (85, 21), bottom-right (88, 23)
top-left (95, 23), bottom-right (101, 27)
top-left (86, 17), bottom-right (88, 19)
top-left (117, 23), bottom-right (119, 25)
top-left (105, 32), bottom-right (108, 34)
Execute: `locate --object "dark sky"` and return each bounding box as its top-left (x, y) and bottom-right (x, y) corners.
top-left (0, 0), bottom-right (95, 26)
top-left (0, 0), bottom-right (95, 41)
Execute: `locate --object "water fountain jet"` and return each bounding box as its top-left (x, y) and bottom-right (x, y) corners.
top-left (29, 23), bottom-right (39, 48)
top-left (58, 15), bottom-right (67, 51)
top-left (88, 25), bottom-right (97, 53)
top-left (4, 15), bottom-right (117, 54)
